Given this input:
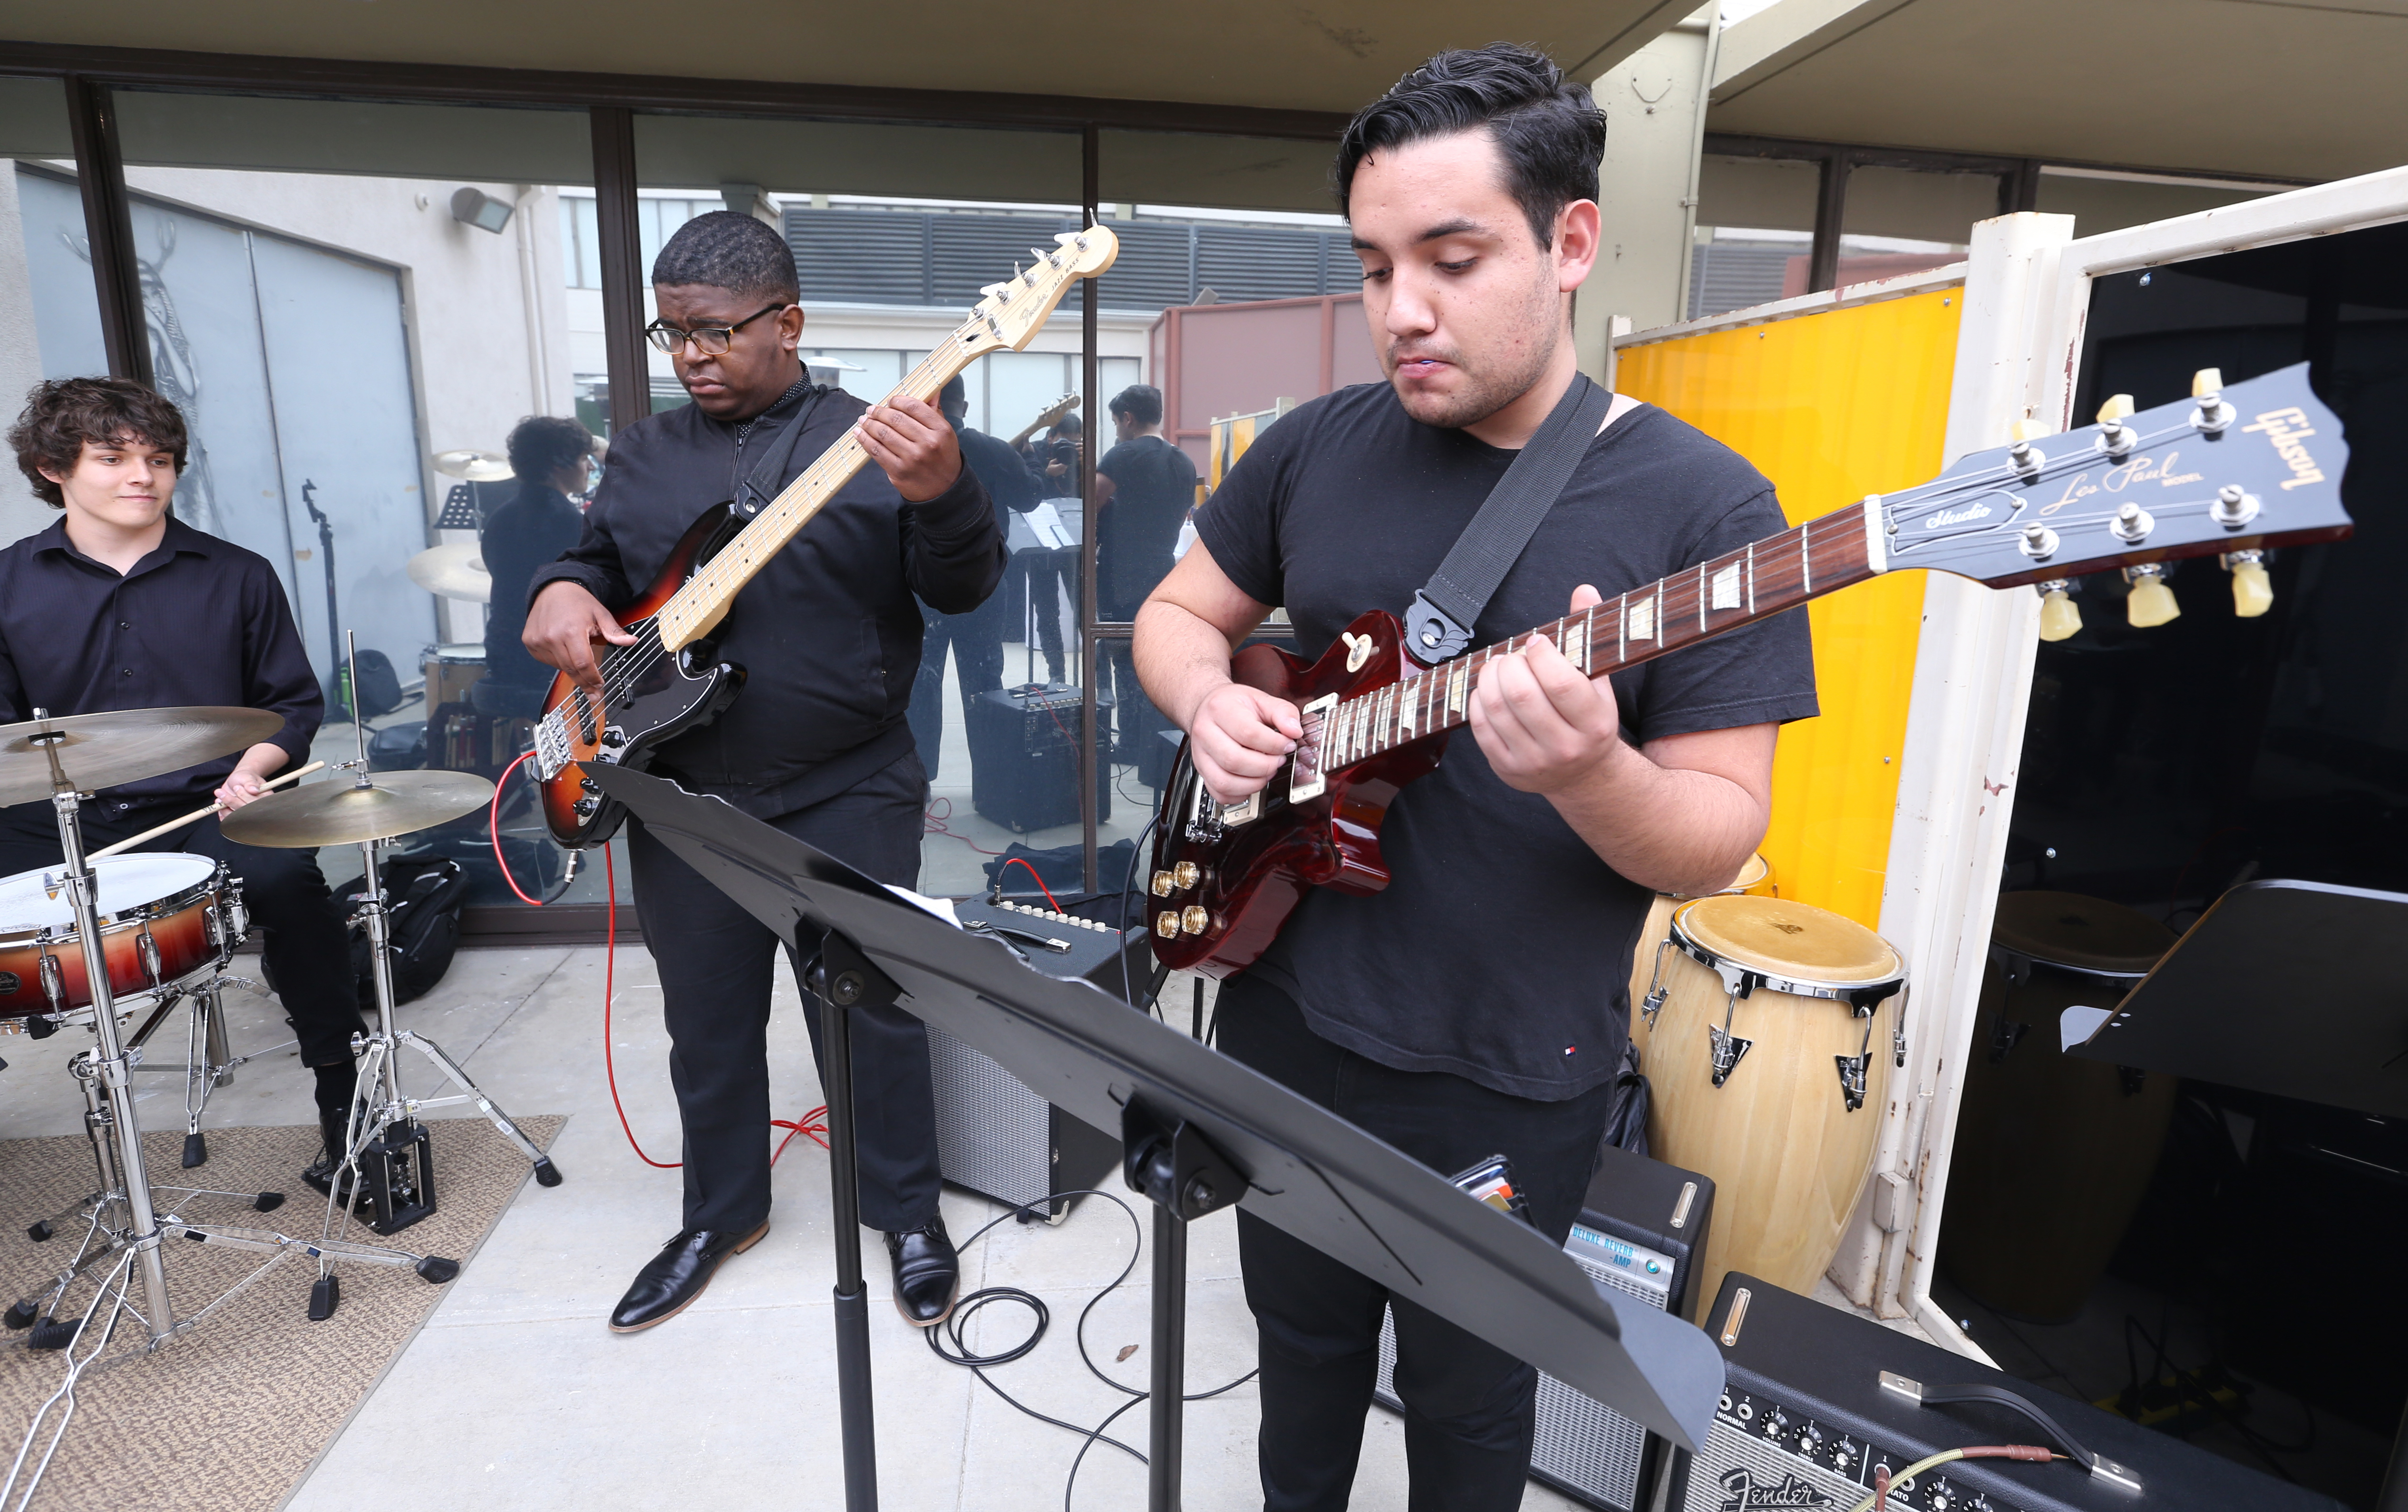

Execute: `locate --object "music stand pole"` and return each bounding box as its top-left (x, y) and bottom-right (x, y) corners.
top-left (1149, 1204), bottom-right (1187, 1509)
top-left (809, 943), bottom-right (881, 1512)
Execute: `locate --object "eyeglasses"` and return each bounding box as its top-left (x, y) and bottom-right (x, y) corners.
top-left (643, 303), bottom-right (787, 356)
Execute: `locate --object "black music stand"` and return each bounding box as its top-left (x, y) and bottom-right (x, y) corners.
top-left (2060, 879), bottom-right (2408, 1120)
top-left (585, 765), bottom-right (1724, 1512)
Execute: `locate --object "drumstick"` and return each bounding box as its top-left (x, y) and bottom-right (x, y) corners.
top-left (88, 761), bottom-right (327, 859)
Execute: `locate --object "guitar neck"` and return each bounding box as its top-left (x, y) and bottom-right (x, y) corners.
top-left (1319, 498), bottom-right (1887, 768)
top-left (654, 334), bottom-right (977, 651)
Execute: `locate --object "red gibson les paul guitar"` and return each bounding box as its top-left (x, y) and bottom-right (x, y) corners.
top-left (1146, 364), bottom-right (2353, 977)
top-left (530, 229), bottom-right (1119, 846)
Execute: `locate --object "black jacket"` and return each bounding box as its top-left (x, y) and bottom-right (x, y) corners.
top-left (529, 383), bottom-right (1004, 810)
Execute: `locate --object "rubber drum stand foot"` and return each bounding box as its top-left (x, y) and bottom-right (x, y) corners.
top-left (182, 1131), bottom-right (207, 1169)
top-left (415, 1255), bottom-right (460, 1284)
top-left (308, 1273), bottom-right (340, 1322)
top-left (532, 1157), bottom-right (563, 1188)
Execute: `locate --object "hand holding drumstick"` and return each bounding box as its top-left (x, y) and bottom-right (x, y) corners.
top-left (89, 760), bottom-right (327, 860)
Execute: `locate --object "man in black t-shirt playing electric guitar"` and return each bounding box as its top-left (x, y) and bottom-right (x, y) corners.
top-left (1134, 46), bottom-right (1818, 1511)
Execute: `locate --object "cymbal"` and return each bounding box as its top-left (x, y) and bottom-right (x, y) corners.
top-left (221, 771), bottom-right (497, 848)
top-left (407, 542), bottom-right (492, 602)
top-left (0, 707), bottom-right (284, 808)
top-left (433, 448), bottom-right (512, 483)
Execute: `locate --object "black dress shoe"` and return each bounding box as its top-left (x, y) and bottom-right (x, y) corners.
top-left (609, 1222), bottom-right (770, 1334)
top-left (886, 1216), bottom-right (959, 1327)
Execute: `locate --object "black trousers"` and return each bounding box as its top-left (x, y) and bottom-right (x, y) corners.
top-left (624, 752), bottom-right (942, 1236)
top-left (0, 799), bottom-right (363, 1066)
top-left (1215, 972), bottom-right (1618, 1512)
top-left (909, 600), bottom-right (1006, 784)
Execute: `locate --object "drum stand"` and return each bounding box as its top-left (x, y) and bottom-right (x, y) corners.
top-left (2, 777), bottom-right (449, 1512)
top-left (306, 824), bottom-right (559, 1319)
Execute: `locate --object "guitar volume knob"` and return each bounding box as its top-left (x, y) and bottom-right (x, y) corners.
top-left (1179, 906), bottom-right (1209, 935)
top-left (1151, 870), bottom-right (1177, 898)
top-left (1155, 911), bottom-right (1180, 940)
top-left (1173, 861), bottom-right (1201, 890)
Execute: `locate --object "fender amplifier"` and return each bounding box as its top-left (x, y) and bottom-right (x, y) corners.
top-left (1673, 1275), bottom-right (2349, 1512)
top-left (968, 683), bottom-right (1113, 833)
top-left (924, 898), bottom-right (1153, 1221)
top-left (1376, 1142), bottom-right (1715, 1511)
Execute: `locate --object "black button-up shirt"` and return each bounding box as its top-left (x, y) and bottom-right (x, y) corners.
top-left (530, 381), bottom-right (1004, 814)
top-left (0, 515), bottom-right (322, 807)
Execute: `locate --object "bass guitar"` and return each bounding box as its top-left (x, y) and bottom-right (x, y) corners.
top-left (1146, 364), bottom-right (2353, 977)
top-left (530, 228), bottom-right (1119, 847)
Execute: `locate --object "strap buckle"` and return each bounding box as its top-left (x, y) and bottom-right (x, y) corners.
top-left (1405, 591), bottom-right (1473, 663)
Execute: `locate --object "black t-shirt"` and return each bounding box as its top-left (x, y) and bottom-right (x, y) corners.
top-left (1194, 382), bottom-right (1819, 1101)
top-left (1097, 434), bottom-right (1198, 616)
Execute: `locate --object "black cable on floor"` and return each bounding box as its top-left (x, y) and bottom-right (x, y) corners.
top-left (925, 1186), bottom-right (1260, 1511)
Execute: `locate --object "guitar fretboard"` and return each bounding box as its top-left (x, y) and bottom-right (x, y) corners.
top-left (1298, 499), bottom-right (1885, 777)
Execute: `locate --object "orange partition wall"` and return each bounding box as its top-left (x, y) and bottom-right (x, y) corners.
top-left (1612, 288), bottom-right (1963, 927)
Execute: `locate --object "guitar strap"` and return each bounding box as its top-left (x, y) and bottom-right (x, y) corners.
top-left (732, 382), bottom-right (830, 520)
top-left (1403, 373), bottom-right (1622, 663)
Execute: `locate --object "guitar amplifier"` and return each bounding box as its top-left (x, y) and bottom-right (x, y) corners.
top-left (1672, 1275), bottom-right (2350, 1512)
top-left (968, 683), bottom-right (1112, 834)
top-left (924, 898), bottom-right (1153, 1221)
top-left (1377, 1142), bottom-right (1714, 1511)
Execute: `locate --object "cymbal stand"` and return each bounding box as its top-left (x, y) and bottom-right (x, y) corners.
top-left (308, 648), bottom-right (559, 1319)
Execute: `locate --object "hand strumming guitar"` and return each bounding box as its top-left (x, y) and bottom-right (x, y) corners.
top-left (525, 580), bottom-right (638, 701)
top-left (1186, 682), bottom-right (1304, 806)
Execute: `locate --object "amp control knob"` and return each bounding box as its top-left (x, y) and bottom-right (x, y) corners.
top-left (1926, 1478), bottom-right (1957, 1512)
top-left (1795, 1421), bottom-right (1823, 1453)
top-left (1760, 1406), bottom-right (1788, 1439)
top-left (1967, 1497), bottom-right (1996, 1512)
top-left (1830, 1438), bottom-right (1856, 1472)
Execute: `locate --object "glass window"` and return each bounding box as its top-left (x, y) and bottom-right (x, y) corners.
top-left (1, 77), bottom-right (97, 544)
top-left (1835, 165), bottom-right (1991, 285)
top-left (631, 112), bottom-right (1108, 898)
top-left (1689, 154), bottom-right (1820, 318)
top-left (111, 88), bottom-right (612, 919)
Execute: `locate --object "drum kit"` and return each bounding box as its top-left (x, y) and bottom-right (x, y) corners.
top-left (1629, 859), bottom-right (1911, 1315)
top-left (0, 660), bottom-right (559, 1500)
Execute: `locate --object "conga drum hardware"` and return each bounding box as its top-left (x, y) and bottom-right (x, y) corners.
top-left (1631, 854), bottom-right (1771, 1050)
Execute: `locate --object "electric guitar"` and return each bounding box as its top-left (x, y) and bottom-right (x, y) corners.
top-left (1008, 393), bottom-right (1082, 450)
top-left (1146, 364), bottom-right (2353, 977)
top-left (531, 228), bottom-right (1120, 847)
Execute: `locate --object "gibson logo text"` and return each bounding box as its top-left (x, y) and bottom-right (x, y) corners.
top-left (1717, 1467), bottom-right (1835, 1510)
top-left (2243, 407), bottom-right (2327, 491)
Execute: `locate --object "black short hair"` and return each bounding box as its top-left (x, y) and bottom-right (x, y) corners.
top-left (9, 377), bottom-right (188, 509)
top-left (507, 414), bottom-right (595, 483)
top-left (1333, 43), bottom-right (1607, 250)
top-left (1107, 384), bottom-right (1163, 427)
top-left (650, 210), bottom-right (801, 302)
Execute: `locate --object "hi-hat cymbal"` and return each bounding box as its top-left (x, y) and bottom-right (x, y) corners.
top-left (221, 771), bottom-right (496, 848)
top-left (433, 448), bottom-right (512, 483)
top-left (0, 708), bottom-right (283, 808)
top-left (407, 542), bottom-right (492, 603)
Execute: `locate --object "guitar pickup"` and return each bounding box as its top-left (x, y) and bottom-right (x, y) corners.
top-left (1286, 693), bottom-right (1337, 804)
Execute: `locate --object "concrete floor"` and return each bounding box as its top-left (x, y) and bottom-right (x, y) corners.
top-left (0, 943), bottom-right (1592, 1510)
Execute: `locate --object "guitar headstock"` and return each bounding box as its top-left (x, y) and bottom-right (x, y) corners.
top-left (1880, 364), bottom-right (2351, 607)
top-left (1033, 393), bottom-right (1081, 430)
top-left (954, 227), bottom-right (1120, 359)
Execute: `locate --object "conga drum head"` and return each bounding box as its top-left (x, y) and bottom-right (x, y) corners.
top-left (1673, 893), bottom-right (1901, 991)
top-left (1726, 853), bottom-right (1770, 896)
top-left (1990, 890), bottom-right (2173, 977)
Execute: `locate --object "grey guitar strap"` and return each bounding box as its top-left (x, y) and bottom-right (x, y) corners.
top-left (1404, 373), bottom-right (1620, 663)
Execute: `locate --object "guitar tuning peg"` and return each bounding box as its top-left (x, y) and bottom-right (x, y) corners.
top-left (2008, 418), bottom-right (2052, 476)
top-left (2123, 563), bottom-right (2180, 628)
top-left (2035, 579), bottom-right (2082, 642)
top-left (2191, 368), bottom-right (2235, 434)
top-left (2224, 549), bottom-right (2273, 617)
top-left (2096, 394), bottom-right (2136, 458)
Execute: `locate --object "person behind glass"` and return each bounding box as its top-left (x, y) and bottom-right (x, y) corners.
top-left (1133, 48), bottom-right (1817, 1510)
top-left (0, 378), bottom-right (368, 1189)
top-left (1019, 410), bottom-right (1082, 684)
top-left (520, 212), bottom-right (1002, 1335)
top-left (473, 415), bottom-right (598, 720)
top-left (908, 375), bottom-right (1039, 781)
top-left (1093, 384), bottom-right (1196, 768)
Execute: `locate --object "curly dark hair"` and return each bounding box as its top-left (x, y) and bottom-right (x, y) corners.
top-left (10, 378), bottom-right (189, 509)
top-left (1333, 43), bottom-right (1608, 251)
top-left (506, 414), bottom-right (596, 484)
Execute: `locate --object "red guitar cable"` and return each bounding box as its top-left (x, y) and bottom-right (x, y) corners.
top-left (490, 751), bottom-right (826, 1169)
top-left (1001, 856), bottom-right (1063, 911)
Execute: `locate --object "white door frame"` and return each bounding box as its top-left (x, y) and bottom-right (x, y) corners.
top-left (1848, 166), bottom-right (2408, 1355)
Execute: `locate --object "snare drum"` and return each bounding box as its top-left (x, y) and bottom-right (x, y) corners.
top-left (1628, 853), bottom-right (1771, 1060)
top-left (1644, 893), bottom-right (1904, 1309)
top-left (0, 854), bottom-right (244, 1022)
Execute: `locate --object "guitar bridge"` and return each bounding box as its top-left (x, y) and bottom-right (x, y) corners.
top-left (532, 717), bottom-right (572, 781)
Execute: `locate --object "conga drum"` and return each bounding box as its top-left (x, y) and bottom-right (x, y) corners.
top-left (1645, 894), bottom-right (1903, 1309)
top-left (1627, 853), bottom-right (1771, 1062)
top-left (1940, 891), bottom-right (2177, 1321)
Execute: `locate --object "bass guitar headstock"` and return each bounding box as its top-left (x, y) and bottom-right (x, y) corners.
top-left (1879, 363), bottom-right (2351, 635)
top-left (953, 227), bottom-right (1120, 359)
